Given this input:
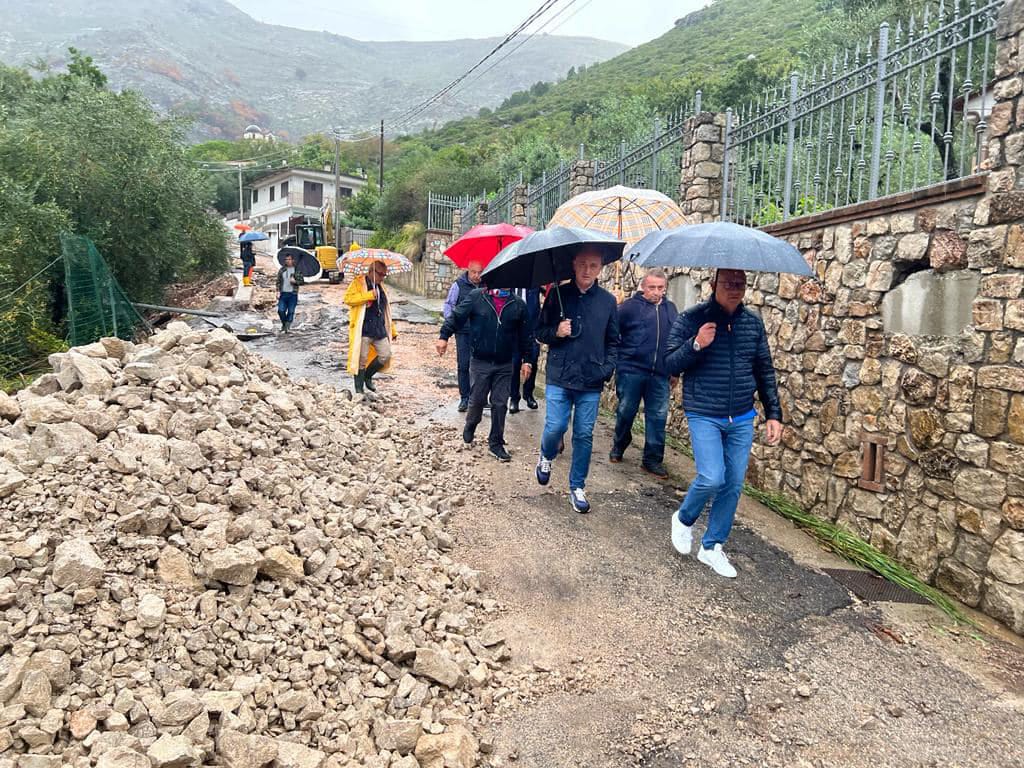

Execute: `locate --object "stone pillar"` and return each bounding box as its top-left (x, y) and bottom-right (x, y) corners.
top-left (452, 207), bottom-right (463, 238)
top-left (569, 159), bottom-right (596, 198)
top-left (511, 184), bottom-right (529, 226)
top-left (679, 112), bottom-right (726, 224)
top-left (475, 201), bottom-right (488, 226)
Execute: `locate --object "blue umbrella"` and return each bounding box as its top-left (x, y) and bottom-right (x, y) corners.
top-left (481, 226), bottom-right (625, 290)
top-left (238, 231), bottom-right (269, 242)
top-left (626, 221), bottom-right (812, 276)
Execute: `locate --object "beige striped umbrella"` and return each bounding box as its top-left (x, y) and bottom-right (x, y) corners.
top-left (548, 185), bottom-right (686, 296)
top-left (548, 185), bottom-right (686, 246)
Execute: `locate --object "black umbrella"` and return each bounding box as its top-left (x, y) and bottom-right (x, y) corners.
top-left (277, 246), bottom-right (323, 280)
top-left (481, 226), bottom-right (625, 290)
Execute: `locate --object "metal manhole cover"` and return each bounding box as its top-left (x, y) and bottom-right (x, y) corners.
top-left (823, 568), bottom-right (930, 605)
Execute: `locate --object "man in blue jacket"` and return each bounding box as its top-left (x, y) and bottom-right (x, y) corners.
top-left (664, 268), bottom-right (782, 578)
top-left (610, 269), bottom-right (678, 478)
top-left (442, 262), bottom-right (483, 412)
top-left (437, 286), bottom-right (533, 462)
top-left (535, 248), bottom-right (620, 514)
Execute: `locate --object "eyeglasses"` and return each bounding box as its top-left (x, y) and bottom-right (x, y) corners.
top-left (719, 281), bottom-right (747, 290)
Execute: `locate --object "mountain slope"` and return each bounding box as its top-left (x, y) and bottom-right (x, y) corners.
top-left (419, 0), bottom-right (831, 150)
top-left (0, 0), bottom-right (627, 140)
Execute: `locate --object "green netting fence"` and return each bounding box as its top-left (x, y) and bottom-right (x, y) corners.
top-left (61, 234), bottom-right (147, 347)
top-left (0, 234), bottom-right (148, 387)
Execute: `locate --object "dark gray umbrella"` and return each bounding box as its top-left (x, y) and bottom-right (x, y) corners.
top-left (481, 226), bottom-right (625, 290)
top-left (626, 221), bottom-right (813, 276)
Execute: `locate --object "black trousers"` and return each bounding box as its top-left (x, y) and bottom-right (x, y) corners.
top-left (455, 332), bottom-right (472, 400)
top-left (510, 341), bottom-right (539, 402)
top-left (466, 358), bottom-right (511, 449)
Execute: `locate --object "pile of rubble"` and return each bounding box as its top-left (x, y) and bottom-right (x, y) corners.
top-left (0, 323), bottom-right (510, 768)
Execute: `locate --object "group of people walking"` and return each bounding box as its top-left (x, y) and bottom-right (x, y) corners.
top-left (274, 248), bottom-right (782, 579)
top-left (434, 247), bottom-right (783, 579)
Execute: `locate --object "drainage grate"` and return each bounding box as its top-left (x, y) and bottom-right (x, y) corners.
top-left (823, 568), bottom-right (930, 605)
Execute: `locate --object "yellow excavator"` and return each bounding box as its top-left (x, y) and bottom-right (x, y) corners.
top-left (276, 223), bottom-right (342, 283)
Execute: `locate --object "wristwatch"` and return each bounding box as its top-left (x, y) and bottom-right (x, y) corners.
top-left (692, 339), bottom-right (701, 352)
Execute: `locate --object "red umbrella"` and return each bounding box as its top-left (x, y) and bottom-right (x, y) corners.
top-left (444, 223), bottom-right (534, 269)
top-left (233, 223), bottom-right (253, 232)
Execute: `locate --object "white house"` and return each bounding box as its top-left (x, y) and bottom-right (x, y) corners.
top-left (248, 167), bottom-right (368, 250)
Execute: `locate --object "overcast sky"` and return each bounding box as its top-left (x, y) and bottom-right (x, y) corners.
top-left (227, 0), bottom-right (708, 47)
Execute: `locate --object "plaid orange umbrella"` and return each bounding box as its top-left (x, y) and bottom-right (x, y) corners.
top-left (233, 222), bottom-right (253, 232)
top-left (340, 248), bottom-right (413, 276)
top-left (548, 185), bottom-right (686, 247)
top-left (548, 185), bottom-right (686, 297)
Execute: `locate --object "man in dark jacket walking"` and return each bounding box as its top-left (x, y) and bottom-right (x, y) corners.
top-left (442, 262), bottom-right (484, 411)
top-left (664, 268), bottom-right (782, 578)
top-left (276, 253), bottom-right (303, 333)
top-left (535, 248), bottom-right (619, 514)
top-left (509, 287), bottom-right (541, 413)
top-left (437, 286), bottom-right (533, 462)
top-left (610, 269), bottom-right (678, 478)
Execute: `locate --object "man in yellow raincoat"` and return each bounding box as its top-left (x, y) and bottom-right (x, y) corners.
top-left (344, 260), bottom-right (397, 393)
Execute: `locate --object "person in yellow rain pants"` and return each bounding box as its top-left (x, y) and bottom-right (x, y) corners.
top-left (344, 260), bottom-right (397, 394)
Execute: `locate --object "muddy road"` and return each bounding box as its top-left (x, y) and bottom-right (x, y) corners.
top-left (239, 278), bottom-right (1024, 768)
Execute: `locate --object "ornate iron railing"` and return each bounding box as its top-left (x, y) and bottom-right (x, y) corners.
top-left (723, 0), bottom-right (1000, 225)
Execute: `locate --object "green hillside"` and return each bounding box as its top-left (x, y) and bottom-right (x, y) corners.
top-left (418, 0), bottom-right (824, 151)
top-left (373, 0), bottom-right (919, 231)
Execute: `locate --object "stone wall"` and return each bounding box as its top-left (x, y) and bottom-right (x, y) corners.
top-left (653, 1), bottom-right (1024, 634)
top-left (388, 229), bottom-right (453, 299)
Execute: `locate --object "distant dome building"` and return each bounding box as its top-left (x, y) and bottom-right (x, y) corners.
top-left (243, 124), bottom-right (265, 140)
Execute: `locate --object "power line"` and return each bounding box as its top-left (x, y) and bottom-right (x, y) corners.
top-left (442, 0), bottom-right (593, 106)
top-left (387, 0), bottom-right (567, 131)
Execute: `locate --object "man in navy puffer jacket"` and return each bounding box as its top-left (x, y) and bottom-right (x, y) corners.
top-left (664, 269), bottom-right (783, 579)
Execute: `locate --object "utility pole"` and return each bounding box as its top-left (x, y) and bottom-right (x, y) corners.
top-left (237, 163), bottom-right (244, 222)
top-left (333, 131), bottom-right (342, 248)
top-left (378, 120), bottom-right (384, 193)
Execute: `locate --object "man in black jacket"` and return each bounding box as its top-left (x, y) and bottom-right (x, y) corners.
top-left (534, 248), bottom-right (620, 514)
top-left (611, 269), bottom-right (679, 478)
top-left (437, 287), bottom-right (533, 462)
top-left (664, 268), bottom-right (782, 578)
top-left (508, 288), bottom-right (541, 413)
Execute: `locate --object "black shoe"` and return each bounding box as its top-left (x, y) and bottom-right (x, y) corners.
top-left (609, 451), bottom-right (623, 464)
top-left (490, 445), bottom-right (512, 462)
top-left (508, 400), bottom-right (520, 414)
top-left (463, 424), bottom-right (475, 444)
top-left (457, 398), bottom-right (469, 412)
top-left (525, 396), bottom-right (538, 409)
top-left (354, 373), bottom-right (365, 394)
top-left (642, 462), bottom-right (669, 479)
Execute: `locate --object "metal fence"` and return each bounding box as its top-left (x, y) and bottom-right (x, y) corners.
top-left (723, 0), bottom-right (1000, 225)
top-left (426, 192), bottom-right (471, 231)
top-left (594, 95), bottom-right (702, 200)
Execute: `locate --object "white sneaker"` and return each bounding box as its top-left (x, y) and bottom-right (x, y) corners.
top-left (698, 544), bottom-right (737, 578)
top-left (671, 513), bottom-right (693, 555)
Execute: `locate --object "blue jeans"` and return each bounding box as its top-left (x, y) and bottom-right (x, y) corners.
top-left (455, 332), bottom-right (472, 400)
top-left (277, 291), bottom-right (298, 324)
top-left (540, 384), bottom-right (601, 489)
top-left (612, 372), bottom-right (669, 466)
top-left (677, 414), bottom-right (755, 549)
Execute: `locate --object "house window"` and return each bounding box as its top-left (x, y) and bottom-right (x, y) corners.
top-left (280, 181), bottom-right (289, 198)
top-left (269, 186), bottom-right (275, 202)
top-left (303, 181), bottom-right (323, 207)
top-left (859, 433), bottom-right (887, 492)
top-left (339, 187), bottom-right (353, 198)
top-left (252, 188), bottom-right (258, 203)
